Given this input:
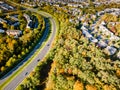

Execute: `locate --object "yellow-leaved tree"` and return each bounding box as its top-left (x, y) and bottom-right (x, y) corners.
top-left (73, 80), bottom-right (84, 90)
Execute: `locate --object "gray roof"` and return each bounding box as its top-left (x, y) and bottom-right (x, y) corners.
top-left (97, 40), bottom-right (107, 48)
top-left (105, 46), bottom-right (117, 55)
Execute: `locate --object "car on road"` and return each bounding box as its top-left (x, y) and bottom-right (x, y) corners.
top-left (25, 72), bottom-right (28, 75)
top-left (37, 59), bottom-right (40, 62)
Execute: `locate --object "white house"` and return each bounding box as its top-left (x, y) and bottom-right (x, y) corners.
top-left (109, 35), bottom-right (120, 41)
top-left (9, 6), bottom-right (14, 10)
top-left (104, 46), bottom-right (117, 55)
top-left (101, 21), bottom-right (106, 25)
top-left (23, 14), bottom-right (32, 28)
top-left (23, 14), bottom-right (31, 23)
top-left (10, 15), bottom-right (18, 21)
top-left (89, 37), bottom-right (98, 43)
top-left (108, 22), bottom-right (115, 26)
top-left (81, 25), bottom-right (88, 31)
top-left (99, 25), bottom-right (112, 36)
top-left (83, 22), bottom-right (88, 26)
top-left (97, 11), bottom-right (105, 16)
top-left (6, 30), bottom-right (22, 36)
top-left (0, 18), bottom-right (7, 23)
top-left (68, 3), bottom-right (83, 8)
top-left (81, 29), bottom-right (92, 38)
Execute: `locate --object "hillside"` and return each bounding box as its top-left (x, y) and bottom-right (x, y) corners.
top-left (17, 2), bottom-right (120, 90)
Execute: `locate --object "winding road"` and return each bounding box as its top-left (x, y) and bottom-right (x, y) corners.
top-left (0, 3), bottom-right (57, 90)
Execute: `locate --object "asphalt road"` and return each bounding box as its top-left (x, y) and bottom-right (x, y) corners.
top-left (0, 8), bottom-right (56, 90)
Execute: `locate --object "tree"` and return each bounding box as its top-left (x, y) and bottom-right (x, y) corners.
top-left (18, 54), bottom-right (22, 59)
top-left (16, 84), bottom-right (25, 90)
top-left (7, 39), bottom-right (18, 52)
top-left (12, 0), bottom-right (21, 3)
top-left (86, 85), bottom-right (97, 90)
top-left (103, 85), bottom-right (116, 90)
top-left (116, 69), bottom-right (120, 78)
top-left (11, 25), bottom-right (14, 30)
top-left (1, 66), bottom-right (6, 72)
top-left (20, 23), bottom-right (26, 30)
top-left (6, 59), bottom-right (12, 67)
top-left (21, 51), bottom-right (25, 56)
top-left (73, 80), bottom-right (84, 90)
top-left (2, 22), bottom-right (8, 29)
top-left (18, 13), bottom-right (23, 20)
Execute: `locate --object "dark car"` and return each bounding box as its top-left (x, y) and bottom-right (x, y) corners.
top-left (37, 59), bottom-right (40, 62)
top-left (25, 72), bottom-right (28, 75)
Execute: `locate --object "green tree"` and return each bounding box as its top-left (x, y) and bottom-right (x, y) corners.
top-left (16, 84), bottom-right (25, 90)
top-left (11, 25), bottom-right (14, 30)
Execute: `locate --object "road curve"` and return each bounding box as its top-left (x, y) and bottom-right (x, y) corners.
top-left (0, 8), bottom-right (57, 90)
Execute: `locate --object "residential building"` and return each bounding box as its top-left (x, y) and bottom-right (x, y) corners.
top-left (13, 22), bottom-right (20, 27)
top-left (97, 40), bottom-right (107, 48)
top-left (23, 14), bottom-right (32, 28)
top-left (10, 15), bottom-right (18, 21)
top-left (81, 25), bottom-right (88, 31)
top-left (0, 18), bottom-right (7, 23)
top-left (88, 37), bottom-right (98, 43)
top-left (6, 30), bottom-right (22, 36)
top-left (104, 46), bottom-right (117, 55)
